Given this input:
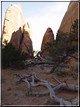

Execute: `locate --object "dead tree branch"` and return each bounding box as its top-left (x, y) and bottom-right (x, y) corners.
top-left (24, 43), bottom-right (45, 61)
top-left (34, 48), bottom-right (45, 61)
top-left (25, 60), bottom-right (55, 67)
top-left (14, 72), bottom-right (78, 106)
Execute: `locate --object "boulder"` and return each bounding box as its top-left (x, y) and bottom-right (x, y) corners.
top-left (20, 23), bottom-right (33, 56)
top-left (2, 4), bottom-right (25, 50)
top-left (59, 1), bottom-right (78, 33)
top-left (41, 27), bottom-right (54, 56)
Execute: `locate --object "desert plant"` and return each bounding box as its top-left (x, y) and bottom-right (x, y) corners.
top-left (2, 39), bottom-right (28, 68)
top-left (69, 19), bottom-right (79, 42)
top-left (44, 19), bottom-right (78, 59)
top-left (57, 71), bottom-right (68, 77)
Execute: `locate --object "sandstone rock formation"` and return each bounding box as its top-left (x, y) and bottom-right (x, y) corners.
top-left (41, 27), bottom-right (54, 57)
top-left (20, 23), bottom-right (33, 56)
top-left (27, 22), bottom-right (32, 40)
top-left (2, 4), bottom-right (25, 50)
top-left (59, 0), bottom-right (78, 33)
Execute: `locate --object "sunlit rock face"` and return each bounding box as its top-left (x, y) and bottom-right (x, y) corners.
top-left (59, 1), bottom-right (78, 33)
top-left (20, 23), bottom-right (33, 56)
top-left (2, 4), bottom-right (25, 50)
top-left (41, 27), bottom-right (54, 57)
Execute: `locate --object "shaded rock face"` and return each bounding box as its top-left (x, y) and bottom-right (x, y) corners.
top-left (2, 4), bottom-right (25, 50)
top-left (41, 27), bottom-right (54, 56)
top-left (20, 23), bottom-right (33, 56)
top-left (59, 1), bottom-right (78, 33)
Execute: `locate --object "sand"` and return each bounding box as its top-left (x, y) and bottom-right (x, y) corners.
top-left (2, 64), bottom-right (78, 106)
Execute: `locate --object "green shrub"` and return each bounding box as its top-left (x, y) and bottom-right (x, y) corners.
top-left (44, 41), bottom-right (77, 58)
top-left (57, 71), bottom-right (68, 76)
top-left (44, 19), bottom-right (78, 58)
top-left (69, 19), bottom-right (79, 42)
top-left (2, 39), bottom-right (28, 68)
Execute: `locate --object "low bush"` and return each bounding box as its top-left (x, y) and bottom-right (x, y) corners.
top-left (57, 71), bottom-right (68, 76)
top-left (44, 19), bottom-right (78, 58)
top-left (2, 39), bottom-right (28, 68)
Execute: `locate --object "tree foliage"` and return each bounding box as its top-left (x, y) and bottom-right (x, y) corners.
top-left (69, 19), bottom-right (79, 42)
top-left (44, 19), bottom-right (78, 58)
top-left (2, 40), bottom-right (28, 68)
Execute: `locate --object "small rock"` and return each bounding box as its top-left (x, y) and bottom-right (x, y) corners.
top-left (64, 59), bottom-right (70, 64)
top-left (40, 65), bottom-right (44, 70)
top-left (67, 56), bottom-right (72, 60)
top-left (59, 62), bottom-right (66, 67)
top-left (73, 74), bottom-right (78, 80)
top-left (14, 94), bottom-right (17, 96)
top-left (7, 88), bottom-right (11, 91)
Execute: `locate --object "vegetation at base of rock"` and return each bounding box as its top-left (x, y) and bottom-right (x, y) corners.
top-left (69, 19), bottom-right (78, 42)
top-left (2, 40), bottom-right (28, 68)
top-left (57, 71), bottom-right (68, 76)
top-left (44, 19), bottom-right (78, 58)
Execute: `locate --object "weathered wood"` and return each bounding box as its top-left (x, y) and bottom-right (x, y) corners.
top-left (24, 43), bottom-right (45, 61)
top-left (52, 77), bottom-right (61, 84)
top-left (45, 81), bottom-right (72, 105)
top-left (35, 48), bottom-right (45, 61)
top-left (24, 78), bottom-right (32, 91)
top-left (25, 61), bottom-right (55, 67)
top-left (31, 91), bottom-right (49, 95)
top-left (60, 98), bottom-right (64, 106)
top-left (64, 84), bottom-right (78, 91)
top-left (52, 77), bottom-right (78, 91)
top-left (14, 72), bottom-right (78, 106)
top-left (32, 72), bottom-right (56, 87)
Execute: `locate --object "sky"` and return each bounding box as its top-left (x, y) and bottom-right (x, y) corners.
top-left (1, 0), bottom-right (70, 51)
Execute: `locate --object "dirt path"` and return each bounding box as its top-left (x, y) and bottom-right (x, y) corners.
top-left (2, 65), bottom-right (78, 105)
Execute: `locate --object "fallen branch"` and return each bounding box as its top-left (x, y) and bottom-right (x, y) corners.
top-left (14, 72), bottom-right (78, 106)
top-left (25, 60), bottom-right (55, 67)
top-left (35, 48), bottom-right (45, 61)
top-left (24, 43), bottom-right (45, 61)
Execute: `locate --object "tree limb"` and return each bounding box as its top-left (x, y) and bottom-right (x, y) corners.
top-left (14, 72), bottom-right (78, 106)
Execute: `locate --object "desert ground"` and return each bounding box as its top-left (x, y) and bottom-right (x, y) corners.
top-left (2, 57), bottom-right (78, 106)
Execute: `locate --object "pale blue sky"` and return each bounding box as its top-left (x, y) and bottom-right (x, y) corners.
top-left (1, 1), bottom-right (70, 50)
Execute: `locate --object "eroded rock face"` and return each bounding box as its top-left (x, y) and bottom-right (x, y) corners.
top-left (23, 22), bottom-right (32, 40)
top-left (41, 27), bottom-right (54, 56)
top-left (2, 4), bottom-right (25, 50)
top-left (20, 23), bottom-right (33, 56)
top-left (59, 1), bottom-right (78, 33)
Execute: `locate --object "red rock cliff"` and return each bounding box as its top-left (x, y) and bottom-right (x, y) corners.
top-left (41, 27), bottom-right (54, 57)
top-left (59, 0), bottom-right (78, 33)
top-left (20, 23), bottom-right (33, 56)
